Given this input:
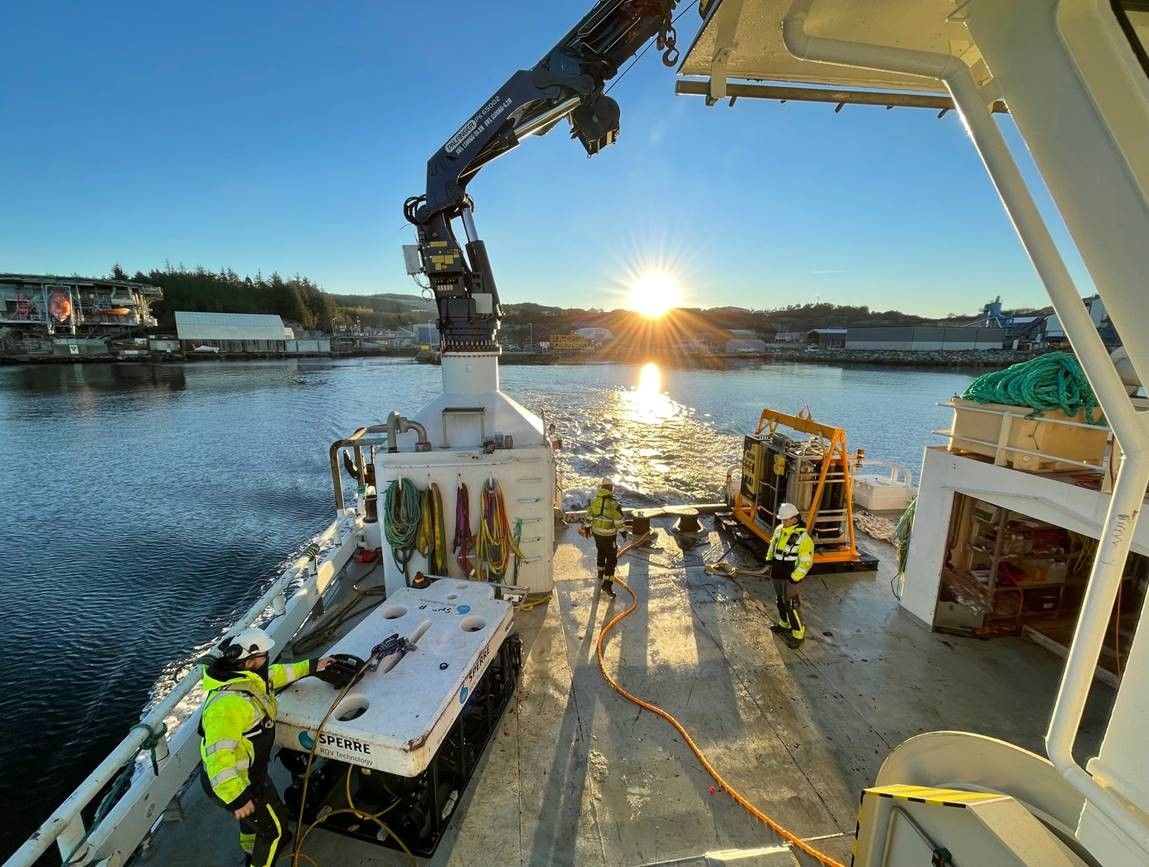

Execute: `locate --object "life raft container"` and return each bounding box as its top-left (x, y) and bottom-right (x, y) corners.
top-left (49, 292), bottom-right (72, 321)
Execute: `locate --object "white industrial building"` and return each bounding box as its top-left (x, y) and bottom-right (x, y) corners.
top-left (175, 311), bottom-right (291, 353)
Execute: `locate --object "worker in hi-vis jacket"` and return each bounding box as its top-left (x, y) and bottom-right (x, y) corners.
top-left (766, 502), bottom-right (815, 648)
top-left (584, 478), bottom-right (627, 597)
top-left (199, 627), bottom-right (334, 867)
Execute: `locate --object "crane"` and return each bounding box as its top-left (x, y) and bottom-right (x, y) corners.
top-left (402, 0), bottom-right (681, 352)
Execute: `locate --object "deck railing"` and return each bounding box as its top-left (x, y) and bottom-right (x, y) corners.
top-left (6, 514), bottom-right (363, 867)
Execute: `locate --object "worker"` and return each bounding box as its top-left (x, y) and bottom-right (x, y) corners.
top-left (199, 626), bottom-right (333, 867)
top-left (585, 477), bottom-right (626, 597)
top-left (766, 502), bottom-right (815, 648)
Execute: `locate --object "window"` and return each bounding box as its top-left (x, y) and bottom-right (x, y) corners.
top-left (1115, 1), bottom-right (1149, 77)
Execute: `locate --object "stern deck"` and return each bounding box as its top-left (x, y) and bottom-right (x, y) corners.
top-left (146, 517), bottom-right (1113, 866)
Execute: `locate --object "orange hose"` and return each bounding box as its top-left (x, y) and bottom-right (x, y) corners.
top-left (595, 574), bottom-right (846, 867)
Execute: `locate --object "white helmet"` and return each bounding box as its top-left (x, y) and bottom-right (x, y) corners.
top-left (221, 627), bottom-right (274, 661)
top-left (600, 477), bottom-right (614, 489)
top-left (777, 503), bottom-right (800, 521)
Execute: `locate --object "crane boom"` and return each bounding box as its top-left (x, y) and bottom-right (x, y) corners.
top-left (403, 0), bottom-right (679, 353)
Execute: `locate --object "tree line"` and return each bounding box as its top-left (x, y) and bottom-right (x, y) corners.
top-left (111, 264), bottom-right (441, 332)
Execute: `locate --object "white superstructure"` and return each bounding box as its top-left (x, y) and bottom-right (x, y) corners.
top-left (680, 0), bottom-right (1149, 863)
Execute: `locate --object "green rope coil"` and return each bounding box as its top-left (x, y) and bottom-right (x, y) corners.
top-left (384, 478), bottom-right (422, 578)
top-left (960, 351), bottom-right (1103, 424)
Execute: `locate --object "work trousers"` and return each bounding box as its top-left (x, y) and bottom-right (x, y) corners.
top-left (771, 568), bottom-right (805, 641)
top-left (594, 532), bottom-right (618, 578)
top-left (202, 772), bottom-right (288, 867)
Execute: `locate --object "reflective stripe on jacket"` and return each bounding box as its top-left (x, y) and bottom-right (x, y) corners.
top-left (585, 487), bottom-right (625, 537)
top-left (199, 659), bottom-right (311, 808)
top-left (766, 523), bottom-right (815, 582)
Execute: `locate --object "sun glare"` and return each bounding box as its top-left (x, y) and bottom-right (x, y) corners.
top-left (638, 362), bottom-right (662, 393)
top-left (628, 271), bottom-right (681, 318)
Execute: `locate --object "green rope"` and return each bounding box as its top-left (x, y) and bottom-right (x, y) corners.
top-left (384, 478), bottom-right (422, 578)
top-left (960, 351), bottom-right (1103, 424)
top-left (62, 723), bottom-right (167, 864)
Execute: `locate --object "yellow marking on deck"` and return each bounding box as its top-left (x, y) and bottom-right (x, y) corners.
top-left (865, 784), bottom-right (1005, 808)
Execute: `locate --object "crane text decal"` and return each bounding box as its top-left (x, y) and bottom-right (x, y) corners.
top-left (447, 96), bottom-right (514, 156)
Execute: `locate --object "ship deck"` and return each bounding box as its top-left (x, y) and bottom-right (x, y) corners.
top-left (145, 517), bottom-right (1114, 866)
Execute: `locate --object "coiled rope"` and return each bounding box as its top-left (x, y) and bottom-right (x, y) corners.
top-left (416, 482), bottom-right (448, 574)
top-left (597, 566), bottom-right (845, 867)
top-left (475, 478), bottom-right (525, 582)
top-left (961, 351), bottom-right (1102, 423)
top-left (384, 478), bottom-right (421, 578)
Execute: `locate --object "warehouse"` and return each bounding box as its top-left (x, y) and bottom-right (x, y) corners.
top-left (174, 311), bottom-right (289, 353)
top-left (846, 324), bottom-right (1005, 350)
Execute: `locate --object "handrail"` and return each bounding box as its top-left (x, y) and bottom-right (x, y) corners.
top-left (328, 430), bottom-right (389, 512)
top-left (7, 516), bottom-right (357, 866)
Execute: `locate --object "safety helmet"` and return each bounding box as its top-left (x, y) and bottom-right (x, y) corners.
top-left (777, 502), bottom-right (800, 521)
top-left (600, 477), bottom-right (614, 489)
top-left (220, 627), bottom-right (275, 661)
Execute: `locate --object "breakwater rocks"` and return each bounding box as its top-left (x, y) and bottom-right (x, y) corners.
top-left (764, 348), bottom-right (1044, 367)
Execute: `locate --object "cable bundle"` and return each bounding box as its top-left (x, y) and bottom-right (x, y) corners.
top-left (961, 351), bottom-right (1102, 423)
top-left (453, 482), bottom-right (476, 577)
top-left (416, 482), bottom-right (448, 574)
top-left (383, 478), bottom-right (421, 578)
top-left (475, 477), bottom-right (526, 582)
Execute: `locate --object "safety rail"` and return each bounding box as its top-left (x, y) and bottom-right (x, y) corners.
top-left (7, 514), bottom-right (363, 867)
top-left (329, 428), bottom-right (386, 512)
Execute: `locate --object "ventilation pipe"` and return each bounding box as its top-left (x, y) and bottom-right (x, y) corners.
top-left (386, 411), bottom-right (431, 453)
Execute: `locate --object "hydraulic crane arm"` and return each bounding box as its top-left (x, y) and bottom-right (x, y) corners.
top-left (403, 0), bottom-right (679, 352)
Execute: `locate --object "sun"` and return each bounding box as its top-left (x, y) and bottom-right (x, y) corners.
top-left (627, 271), bottom-right (682, 318)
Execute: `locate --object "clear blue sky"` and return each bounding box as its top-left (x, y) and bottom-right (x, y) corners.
top-left (1, 1), bottom-right (1089, 316)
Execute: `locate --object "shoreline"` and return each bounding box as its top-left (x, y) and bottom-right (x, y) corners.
top-left (0, 347), bottom-right (1041, 369)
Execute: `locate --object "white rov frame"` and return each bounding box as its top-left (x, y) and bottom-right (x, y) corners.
top-left (6, 514), bottom-right (365, 867)
top-left (782, 0), bottom-right (1149, 853)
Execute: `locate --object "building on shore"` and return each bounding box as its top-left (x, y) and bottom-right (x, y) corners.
top-left (806, 327), bottom-right (848, 349)
top-left (845, 324), bottom-right (1006, 351)
top-left (175, 311), bottom-right (313, 354)
top-left (0, 274), bottom-right (161, 348)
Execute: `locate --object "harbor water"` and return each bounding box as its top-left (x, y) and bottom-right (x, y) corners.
top-left (0, 358), bottom-right (974, 857)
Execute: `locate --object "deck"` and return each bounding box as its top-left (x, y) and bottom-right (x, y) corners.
top-left (144, 517), bottom-right (1113, 866)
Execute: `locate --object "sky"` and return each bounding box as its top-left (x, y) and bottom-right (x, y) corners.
top-left (0, 1), bottom-right (1093, 317)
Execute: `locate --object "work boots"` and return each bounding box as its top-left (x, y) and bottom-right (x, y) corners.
top-left (600, 578), bottom-right (616, 598)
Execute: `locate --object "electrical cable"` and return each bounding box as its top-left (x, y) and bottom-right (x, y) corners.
top-left (596, 563), bottom-right (846, 867)
top-left (291, 577), bottom-right (388, 656)
top-left (290, 654), bottom-right (419, 867)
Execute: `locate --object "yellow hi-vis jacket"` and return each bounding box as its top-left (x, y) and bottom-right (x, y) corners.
top-left (200, 659), bottom-right (311, 808)
top-left (585, 487), bottom-right (625, 537)
top-left (766, 523), bottom-right (815, 582)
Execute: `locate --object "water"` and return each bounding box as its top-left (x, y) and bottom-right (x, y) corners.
top-left (0, 358), bottom-right (972, 857)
